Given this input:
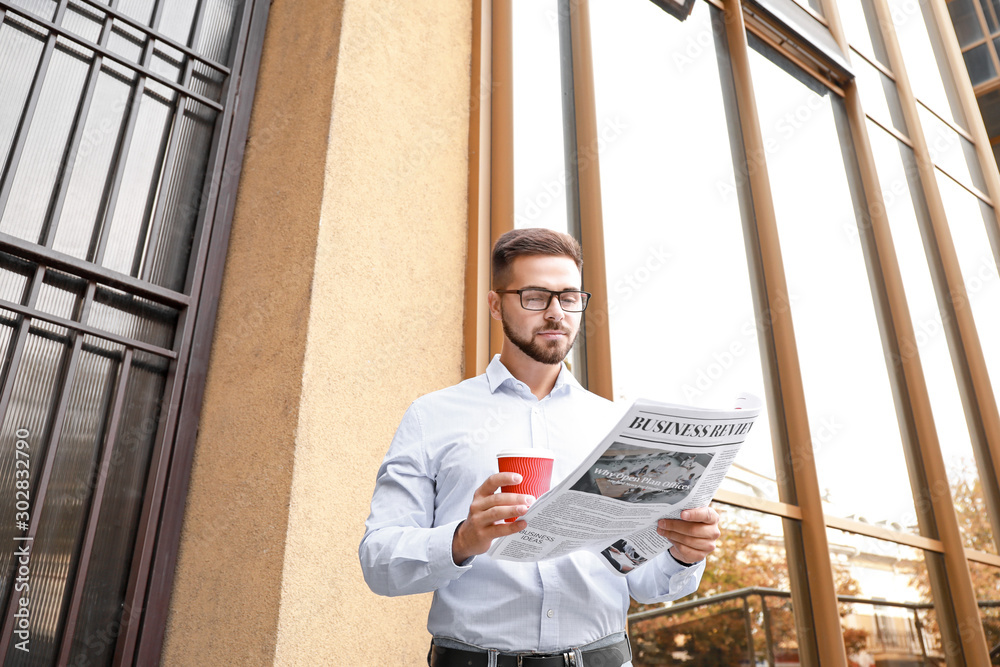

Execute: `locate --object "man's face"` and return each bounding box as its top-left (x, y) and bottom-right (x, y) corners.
top-left (493, 255), bottom-right (583, 365)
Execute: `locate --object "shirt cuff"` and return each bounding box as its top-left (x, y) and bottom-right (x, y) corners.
top-left (430, 519), bottom-right (476, 577)
top-left (667, 549), bottom-right (701, 568)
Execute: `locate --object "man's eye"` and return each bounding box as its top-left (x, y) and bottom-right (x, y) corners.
top-left (561, 294), bottom-right (580, 305)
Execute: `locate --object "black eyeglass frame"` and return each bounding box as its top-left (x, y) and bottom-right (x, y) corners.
top-left (494, 288), bottom-right (592, 312)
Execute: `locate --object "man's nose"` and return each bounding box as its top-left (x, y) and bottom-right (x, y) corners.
top-left (544, 297), bottom-right (565, 319)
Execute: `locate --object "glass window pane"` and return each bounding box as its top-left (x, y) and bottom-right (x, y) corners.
top-left (63, 0), bottom-right (104, 44)
top-left (142, 100), bottom-right (219, 291)
top-left (87, 285), bottom-right (178, 349)
top-left (513, 0), bottom-right (568, 234)
top-left (920, 103), bottom-right (988, 210)
top-left (106, 20), bottom-right (144, 65)
top-left (981, 0), bottom-right (999, 33)
top-left (887, 0), bottom-right (969, 128)
top-left (37, 269), bottom-right (86, 320)
top-left (0, 318), bottom-right (73, 613)
top-left (977, 89), bottom-right (1000, 138)
top-left (936, 172), bottom-right (1000, 404)
top-left (512, 1), bottom-right (586, 379)
top-left (0, 44), bottom-right (90, 244)
top-left (852, 51), bottom-right (908, 135)
top-left (116, 0), bottom-right (154, 26)
top-left (826, 528), bottom-right (944, 663)
top-left (949, 0), bottom-right (986, 46)
top-left (52, 70), bottom-right (133, 260)
top-left (100, 90), bottom-right (171, 277)
top-left (867, 123), bottom-right (994, 553)
top-left (936, 172), bottom-right (1000, 388)
top-left (157, 0), bottom-right (199, 46)
top-left (0, 19), bottom-right (46, 171)
top-left (629, 506), bottom-right (798, 665)
top-left (197, 0), bottom-right (244, 65)
top-left (69, 350), bottom-right (168, 667)
top-left (590, 0), bottom-right (775, 488)
top-left (9, 0), bottom-right (57, 22)
top-left (0, 252), bottom-right (34, 305)
top-left (840, 0), bottom-right (892, 68)
top-left (4, 337), bottom-right (123, 667)
top-left (748, 34), bottom-right (918, 525)
top-left (962, 42), bottom-right (998, 85)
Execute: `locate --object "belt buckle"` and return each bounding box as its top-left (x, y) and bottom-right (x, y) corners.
top-left (562, 651), bottom-right (577, 666)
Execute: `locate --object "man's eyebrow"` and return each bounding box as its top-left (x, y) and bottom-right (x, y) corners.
top-left (518, 285), bottom-right (583, 291)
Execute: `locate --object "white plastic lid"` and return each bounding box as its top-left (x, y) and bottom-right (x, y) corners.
top-left (496, 449), bottom-right (554, 459)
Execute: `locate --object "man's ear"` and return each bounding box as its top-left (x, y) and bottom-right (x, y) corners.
top-left (487, 291), bottom-right (502, 321)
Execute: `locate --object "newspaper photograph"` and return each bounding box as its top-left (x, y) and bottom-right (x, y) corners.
top-left (487, 393), bottom-right (761, 576)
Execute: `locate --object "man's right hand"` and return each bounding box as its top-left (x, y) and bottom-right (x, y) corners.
top-left (452, 472), bottom-right (535, 565)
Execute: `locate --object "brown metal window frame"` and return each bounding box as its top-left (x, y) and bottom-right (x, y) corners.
top-left (470, 0), bottom-right (1000, 663)
top-left (0, 0), bottom-right (271, 663)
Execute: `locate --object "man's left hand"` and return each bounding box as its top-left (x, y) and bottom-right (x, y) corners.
top-left (657, 507), bottom-right (721, 566)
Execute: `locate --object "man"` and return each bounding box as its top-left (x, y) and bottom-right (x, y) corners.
top-left (360, 228), bottom-right (721, 667)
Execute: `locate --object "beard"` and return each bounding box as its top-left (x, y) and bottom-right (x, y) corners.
top-left (500, 304), bottom-right (579, 365)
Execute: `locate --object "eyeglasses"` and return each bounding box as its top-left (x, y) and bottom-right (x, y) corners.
top-left (494, 288), bottom-right (591, 312)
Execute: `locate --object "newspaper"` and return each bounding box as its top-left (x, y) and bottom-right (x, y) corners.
top-left (487, 393), bottom-right (761, 576)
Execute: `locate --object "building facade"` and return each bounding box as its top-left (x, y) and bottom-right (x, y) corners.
top-left (0, 0), bottom-right (998, 665)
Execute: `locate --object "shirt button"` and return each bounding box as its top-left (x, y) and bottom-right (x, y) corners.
top-left (546, 609), bottom-right (554, 618)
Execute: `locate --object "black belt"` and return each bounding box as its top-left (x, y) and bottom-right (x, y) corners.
top-left (428, 639), bottom-right (630, 667)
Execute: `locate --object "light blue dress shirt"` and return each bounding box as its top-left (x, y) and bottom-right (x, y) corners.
top-left (359, 356), bottom-right (704, 659)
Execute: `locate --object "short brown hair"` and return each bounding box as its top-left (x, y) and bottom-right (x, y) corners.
top-left (491, 228), bottom-right (583, 288)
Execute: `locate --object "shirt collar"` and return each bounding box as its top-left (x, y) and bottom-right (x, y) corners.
top-left (485, 354), bottom-right (583, 395)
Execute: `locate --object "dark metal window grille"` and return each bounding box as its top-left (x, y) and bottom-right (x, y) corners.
top-left (0, 0), bottom-right (266, 663)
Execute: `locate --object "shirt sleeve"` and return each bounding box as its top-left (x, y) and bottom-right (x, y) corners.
top-left (359, 403), bottom-right (474, 597)
top-left (624, 550), bottom-right (705, 604)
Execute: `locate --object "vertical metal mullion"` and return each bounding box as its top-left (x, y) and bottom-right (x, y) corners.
top-left (42, 0), bottom-right (121, 249)
top-left (718, 0), bottom-right (848, 662)
top-left (54, 346), bottom-right (133, 667)
top-left (556, 0), bottom-right (588, 390)
top-left (91, 0), bottom-right (167, 266)
top-left (463, 0), bottom-right (492, 379)
top-left (489, 0), bottom-right (513, 361)
top-left (742, 595), bottom-right (755, 666)
top-left (566, 0), bottom-right (613, 399)
top-left (913, 608), bottom-right (929, 660)
top-left (0, 0), bottom-right (74, 225)
top-left (136, 0), bottom-right (208, 281)
top-left (761, 594), bottom-right (775, 667)
top-left (0, 282), bottom-right (95, 657)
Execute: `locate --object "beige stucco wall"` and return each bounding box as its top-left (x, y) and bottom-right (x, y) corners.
top-left (166, 0), bottom-right (471, 661)
top-left (271, 0), bottom-right (472, 663)
top-left (162, 0), bottom-right (348, 663)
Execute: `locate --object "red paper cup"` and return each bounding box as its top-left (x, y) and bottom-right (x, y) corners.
top-left (497, 449), bottom-right (554, 522)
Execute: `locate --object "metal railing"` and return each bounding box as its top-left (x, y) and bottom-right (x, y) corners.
top-left (628, 587), bottom-right (1000, 666)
